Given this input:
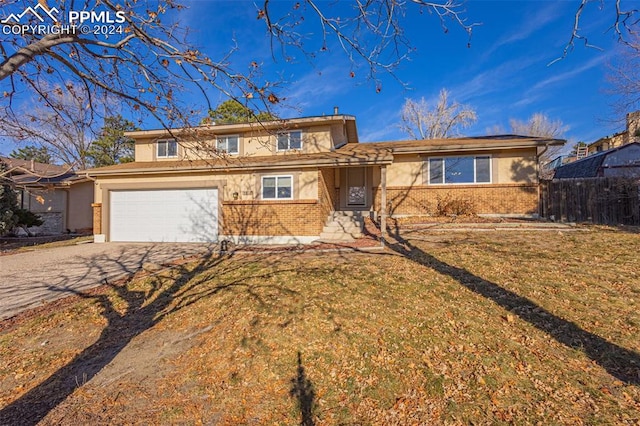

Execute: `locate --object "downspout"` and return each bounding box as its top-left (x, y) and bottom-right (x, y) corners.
top-left (63, 185), bottom-right (70, 233)
top-left (537, 144), bottom-right (550, 219)
top-left (537, 143), bottom-right (549, 179)
top-left (84, 172), bottom-right (103, 241)
top-left (380, 165), bottom-right (387, 248)
top-left (70, 172), bottom-right (96, 231)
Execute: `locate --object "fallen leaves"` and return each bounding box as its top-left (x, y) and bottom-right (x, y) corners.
top-left (0, 231), bottom-right (639, 424)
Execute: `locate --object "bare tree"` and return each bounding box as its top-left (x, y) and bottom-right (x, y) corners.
top-left (261, 1), bottom-right (476, 90)
top-left (485, 124), bottom-right (506, 135)
top-left (550, 0), bottom-right (639, 65)
top-left (0, 0), bottom-right (635, 176)
top-left (510, 113), bottom-right (568, 176)
top-left (509, 113), bottom-right (568, 140)
top-left (0, 1), bottom-right (476, 134)
top-left (0, 0), bottom-right (481, 179)
top-left (608, 36), bottom-right (640, 113)
top-left (1, 0), bottom-right (636, 128)
top-left (1, 82), bottom-right (98, 169)
top-left (400, 89), bottom-right (477, 139)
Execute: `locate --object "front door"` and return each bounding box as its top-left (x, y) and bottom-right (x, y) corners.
top-left (347, 167), bottom-right (366, 207)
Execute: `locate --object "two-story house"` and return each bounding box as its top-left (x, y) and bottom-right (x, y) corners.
top-left (85, 113), bottom-right (564, 243)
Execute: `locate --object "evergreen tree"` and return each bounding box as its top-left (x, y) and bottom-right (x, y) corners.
top-left (0, 161), bottom-right (18, 235)
top-left (204, 100), bottom-right (277, 125)
top-left (10, 145), bottom-right (53, 164)
top-left (14, 208), bottom-right (44, 236)
top-left (86, 116), bottom-right (137, 168)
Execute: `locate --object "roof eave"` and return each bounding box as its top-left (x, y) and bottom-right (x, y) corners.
top-left (384, 140), bottom-right (566, 155)
top-left (125, 115), bottom-right (358, 138)
top-left (86, 156), bottom-right (392, 176)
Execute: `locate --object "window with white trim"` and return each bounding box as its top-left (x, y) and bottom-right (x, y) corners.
top-left (428, 155), bottom-right (491, 184)
top-left (157, 139), bottom-right (178, 158)
top-left (216, 135), bottom-right (239, 154)
top-left (262, 175), bottom-right (293, 199)
top-left (277, 131), bottom-right (302, 151)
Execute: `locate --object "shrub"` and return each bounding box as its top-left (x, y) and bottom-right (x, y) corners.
top-left (15, 209), bottom-right (44, 229)
top-left (0, 174), bottom-right (18, 236)
top-left (434, 193), bottom-right (476, 216)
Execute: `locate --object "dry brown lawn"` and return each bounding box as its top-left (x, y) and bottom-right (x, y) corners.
top-left (0, 227), bottom-right (639, 425)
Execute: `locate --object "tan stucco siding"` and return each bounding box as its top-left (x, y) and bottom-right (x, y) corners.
top-left (94, 170), bottom-right (318, 202)
top-left (94, 172), bottom-right (222, 202)
top-left (22, 188), bottom-right (65, 213)
top-left (248, 170), bottom-right (318, 200)
top-left (385, 154), bottom-right (424, 187)
top-left (493, 149), bottom-right (538, 184)
top-left (240, 133), bottom-right (273, 156)
top-left (133, 125), bottom-right (337, 161)
top-left (67, 181), bottom-right (94, 232)
top-left (386, 149), bottom-right (538, 186)
top-left (235, 125), bottom-right (334, 156)
top-left (330, 123), bottom-right (348, 147)
top-left (134, 137), bottom-right (155, 162)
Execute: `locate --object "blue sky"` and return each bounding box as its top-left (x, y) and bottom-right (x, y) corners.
top-left (0, 1), bottom-right (633, 156)
top-left (180, 0), bottom-right (630, 148)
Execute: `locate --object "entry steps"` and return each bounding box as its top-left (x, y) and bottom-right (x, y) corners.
top-left (318, 211), bottom-right (365, 242)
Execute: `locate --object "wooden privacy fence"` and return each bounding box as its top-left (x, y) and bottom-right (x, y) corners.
top-left (540, 178), bottom-right (640, 225)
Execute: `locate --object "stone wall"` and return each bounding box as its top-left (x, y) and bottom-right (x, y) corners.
top-left (30, 212), bottom-right (64, 235)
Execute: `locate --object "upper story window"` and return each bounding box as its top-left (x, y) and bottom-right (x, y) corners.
top-left (428, 155), bottom-right (491, 185)
top-left (277, 131), bottom-right (302, 151)
top-left (262, 175), bottom-right (293, 200)
top-left (157, 139), bottom-right (178, 158)
top-left (217, 135), bottom-right (239, 154)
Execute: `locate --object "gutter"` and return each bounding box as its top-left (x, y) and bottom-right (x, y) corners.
top-left (125, 115), bottom-right (358, 138)
top-left (85, 156), bottom-right (394, 177)
top-left (392, 141), bottom-right (562, 155)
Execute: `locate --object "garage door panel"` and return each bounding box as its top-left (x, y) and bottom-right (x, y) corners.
top-left (110, 189), bottom-right (218, 242)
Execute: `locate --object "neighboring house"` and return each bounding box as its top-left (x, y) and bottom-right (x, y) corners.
top-left (1, 157), bottom-right (94, 234)
top-left (542, 154), bottom-right (577, 175)
top-left (554, 142), bottom-right (640, 179)
top-left (85, 114), bottom-right (564, 243)
top-left (587, 111), bottom-right (640, 154)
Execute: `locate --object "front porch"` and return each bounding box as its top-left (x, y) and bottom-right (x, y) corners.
top-left (319, 165), bottom-right (389, 243)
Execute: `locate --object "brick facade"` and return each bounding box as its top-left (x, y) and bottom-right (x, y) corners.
top-left (221, 200), bottom-right (324, 236)
top-left (373, 184), bottom-right (539, 216)
top-left (221, 170), bottom-right (334, 237)
top-left (95, 172), bottom-right (541, 241)
top-left (318, 168), bottom-right (337, 214)
top-left (91, 203), bottom-right (102, 234)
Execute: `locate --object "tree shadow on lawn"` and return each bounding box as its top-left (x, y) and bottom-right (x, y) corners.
top-left (0, 246), bottom-right (330, 425)
top-left (387, 228), bottom-right (640, 385)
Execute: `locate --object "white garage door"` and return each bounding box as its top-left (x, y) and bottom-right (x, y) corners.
top-left (110, 188), bottom-right (218, 242)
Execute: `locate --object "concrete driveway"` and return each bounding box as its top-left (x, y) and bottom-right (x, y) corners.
top-left (0, 242), bottom-right (215, 320)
